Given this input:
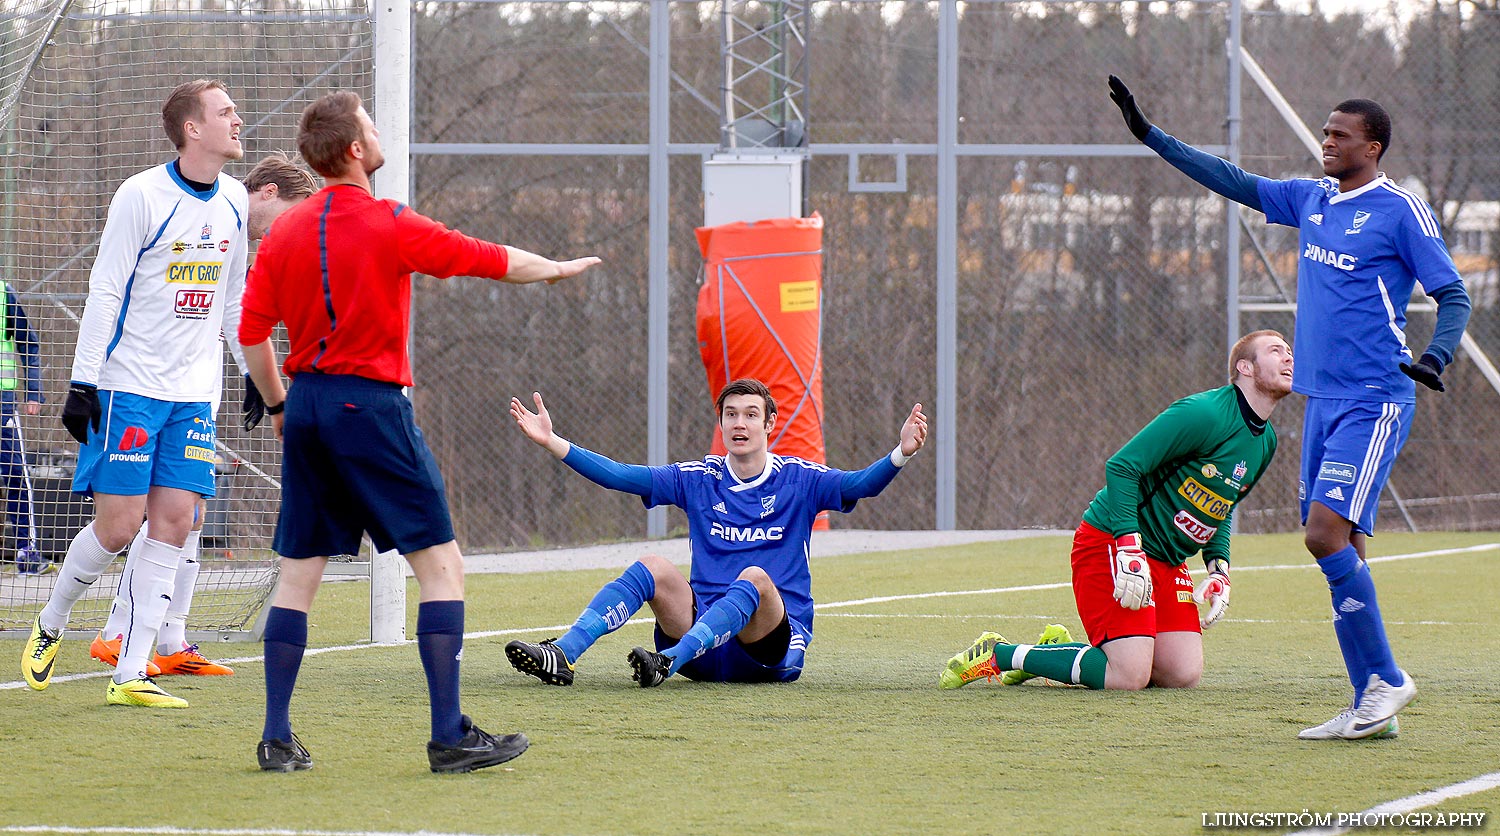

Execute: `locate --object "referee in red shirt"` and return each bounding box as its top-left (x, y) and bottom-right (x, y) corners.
top-left (239, 90), bottom-right (599, 774)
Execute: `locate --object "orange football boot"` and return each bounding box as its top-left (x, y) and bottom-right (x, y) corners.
top-left (89, 632), bottom-right (162, 677)
top-left (152, 643), bottom-right (234, 676)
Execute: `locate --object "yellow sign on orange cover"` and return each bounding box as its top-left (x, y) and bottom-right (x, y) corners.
top-left (695, 213), bottom-right (828, 526)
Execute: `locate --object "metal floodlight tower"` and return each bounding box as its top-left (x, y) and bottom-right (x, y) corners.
top-left (703, 0), bottom-right (810, 227)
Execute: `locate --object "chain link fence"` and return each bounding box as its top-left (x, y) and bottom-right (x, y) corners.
top-left (412, 0), bottom-right (1499, 548)
top-left (3, 1), bottom-right (1496, 580)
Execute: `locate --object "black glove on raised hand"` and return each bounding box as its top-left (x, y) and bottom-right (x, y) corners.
top-left (243, 374), bottom-right (266, 430)
top-left (1108, 75), bottom-right (1153, 142)
top-left (62, 382), bottom-right (101, 444)
top-left (1400, 352), bottom-right (1446, 392)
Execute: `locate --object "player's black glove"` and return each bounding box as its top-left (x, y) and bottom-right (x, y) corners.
top-left (243, 374), bottom-right (266, 430)
top-left (61, 382), bottom-right (101, 444)
top-left (1108, 75), bottom-right (1153, 142)
top-left (1399, 352), bottom-right (1446, 392)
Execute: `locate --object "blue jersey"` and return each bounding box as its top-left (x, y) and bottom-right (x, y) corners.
top-left (644, 454), bottom-right (853, 635)
top-left (1257, 175), bottom-right (1462, 403)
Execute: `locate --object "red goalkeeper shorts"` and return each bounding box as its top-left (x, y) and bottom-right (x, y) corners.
top-left (1071, 521), bottom-right (1200, 645)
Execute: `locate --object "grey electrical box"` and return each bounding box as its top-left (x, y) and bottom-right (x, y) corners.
top-left (702, 153), bottom-right (804, 228)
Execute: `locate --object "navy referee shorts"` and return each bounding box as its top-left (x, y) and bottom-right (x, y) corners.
top-left (273, 374), bottom-right (455, 559)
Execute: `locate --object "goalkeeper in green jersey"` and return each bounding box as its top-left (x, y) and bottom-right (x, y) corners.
top-left (941, 330), bottom-right (1292, 691)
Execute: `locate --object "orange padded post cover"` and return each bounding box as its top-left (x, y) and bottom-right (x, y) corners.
top-left (696, 214), bottom-right (827, 526)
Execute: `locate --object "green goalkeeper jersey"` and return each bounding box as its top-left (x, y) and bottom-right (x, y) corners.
top-left (1081, 385), bottom-right (1277, 568)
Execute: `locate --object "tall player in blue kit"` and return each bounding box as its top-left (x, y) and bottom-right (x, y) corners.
top-left (1107, 76), bottom-right (1471, 739)
top-left (505, 378), bottom-right (927, 687)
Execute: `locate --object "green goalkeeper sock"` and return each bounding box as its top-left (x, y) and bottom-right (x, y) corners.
top-left (998, 642), bottom-right (1107, 690)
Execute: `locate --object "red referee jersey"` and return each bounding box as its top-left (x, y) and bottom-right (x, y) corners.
top-left (239, 184), bottom-right (510, 386)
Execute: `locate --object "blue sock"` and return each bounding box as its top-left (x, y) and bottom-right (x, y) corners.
top-left (1331, 591), bottom-right (1367, 705)
top-left (663, 579), bottom-right (760, 677)
top-left (554, 560), bottom-right (656, 664)
top-left (262, 607), bottom-right (308, 743)
top-left (417, 600), bottom-right (466, 746)
top-left (1318, 545), bottom-right (1403, 687)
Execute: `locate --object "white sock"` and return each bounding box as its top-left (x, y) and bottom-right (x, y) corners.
top-left (39, 523), bottom-right (122, 635)
top-left (114, 538), bottom-right (181, 683)
top-left (157, 529), bottom-right (202, 654)
top-left (102, 528), bottom-right (149, 640)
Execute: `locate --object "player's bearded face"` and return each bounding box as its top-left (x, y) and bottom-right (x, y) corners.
top-left (1251, 339), bottom-right (1294, 397)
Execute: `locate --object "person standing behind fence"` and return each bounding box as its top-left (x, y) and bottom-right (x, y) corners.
top-left (1107, 75), bottom-right (1471, 739)
top-left (0, 281), bottom-right (44, 573)
top-left (20, 79), bottom-right (250, 711)
top-left (238, 90), bottom-right (600, 773)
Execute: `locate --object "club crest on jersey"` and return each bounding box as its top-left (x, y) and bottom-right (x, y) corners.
top-left (200, 223), bottom-right (213, 241)
top-left (1201, 463), bottom-right (1219, 479)
top-left (174, 288), bottom-right (214, 319)
top-left (1346, 210), bottom-right (1371, 235)
top-left (760, 494), bottom-right (777, 518)
top-left (171, 241), bottom-right (189, 254)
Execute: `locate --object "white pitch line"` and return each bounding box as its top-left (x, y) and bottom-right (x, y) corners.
top-left (1287, 771), bottom-right (1500, 836)
top-left (0, 822), bottom-right (540, 828)
top-left (821, 542), bottom-right (1500, 609)
top-left (817, 613), bottom-right (1461, 626)
top-left (4, 542), bottom-right (1494, 692)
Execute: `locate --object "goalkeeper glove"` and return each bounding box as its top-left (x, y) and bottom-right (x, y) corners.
top-left (1107, 75), bottom-right (1154, 142)
top-left (1399, 352), bottom-right (1446, 392)
top-left (1109, 533), bottom-right (1152, 610)
top-left (242, 374), bottom-right (266, 430)
top-left (61, 382), bottom-right (101, 444)
top-left (1192, 558), bottom-right (1231, 629)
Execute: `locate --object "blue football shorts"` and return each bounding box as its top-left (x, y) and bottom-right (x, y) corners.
top-left (1299, 396), bottom-right (1413, 536)
top-left (273, 374), bottom-right (454, 559)
top-left (655, 592), bottom-right (810, 683)
top-left (73, 391), bottom-right (216, 497)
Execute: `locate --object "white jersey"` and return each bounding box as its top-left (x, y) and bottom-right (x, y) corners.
top-left (70, 163), bottom-right (249, 403)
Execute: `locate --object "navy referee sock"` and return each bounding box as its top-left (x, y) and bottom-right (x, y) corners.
top-left (262, 607), bottom-right (308, 743)
top-left (417, 600), bottom-right (467, 746)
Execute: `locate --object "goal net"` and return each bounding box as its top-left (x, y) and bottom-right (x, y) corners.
top-left (0, 0), bottom-right (372, 637)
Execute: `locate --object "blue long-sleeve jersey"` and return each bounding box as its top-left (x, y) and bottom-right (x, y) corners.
top-left (1144, 126), bottom-right (1470, 402)
top-left (560, 443), bottom-right (907, 635)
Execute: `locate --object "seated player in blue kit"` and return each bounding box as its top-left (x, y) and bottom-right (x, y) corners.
top-left (504, 378), bottom-right (927, 687)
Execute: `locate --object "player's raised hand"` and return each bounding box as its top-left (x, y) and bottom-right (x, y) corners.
top-left (1107, 75), bottom-right (1153, 142)
top-left (510, 392), bottom-right (555, 445)
top-left (1192, 558), bottom-right (1231, 629)
top-left (900, 403), bottom-right (928, 457)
